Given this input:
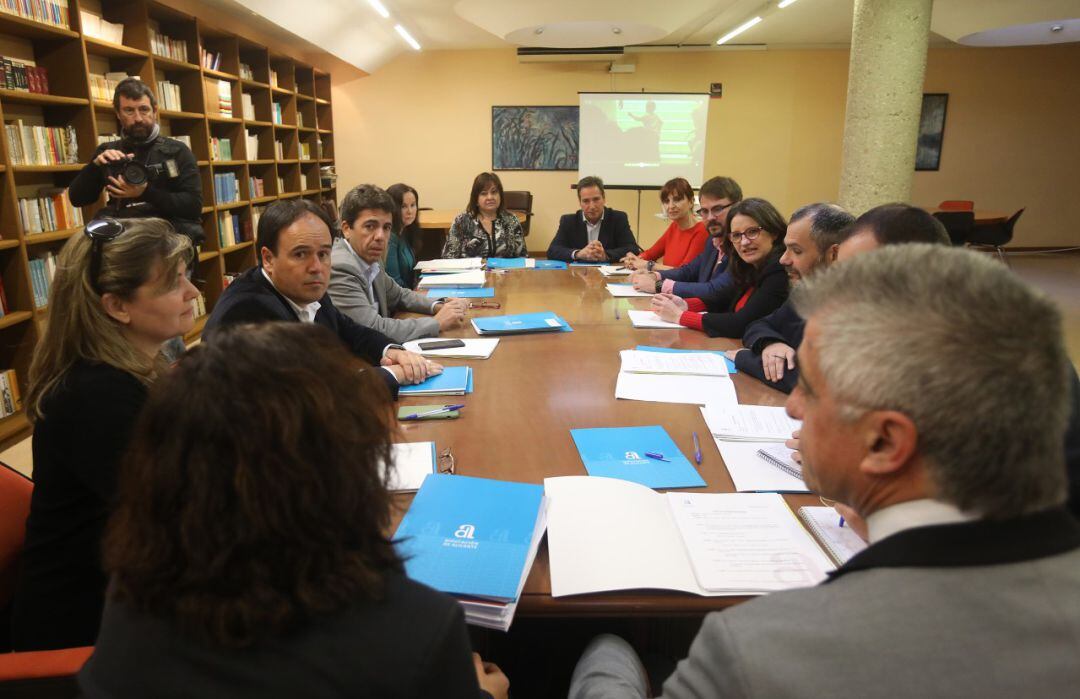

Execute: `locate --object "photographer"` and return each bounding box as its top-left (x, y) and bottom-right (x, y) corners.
top-left (68, 78), bottom-right (203, 244)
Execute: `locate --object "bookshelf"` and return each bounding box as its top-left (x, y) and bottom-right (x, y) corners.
top-left (0, 0), bottom-right (338, 449)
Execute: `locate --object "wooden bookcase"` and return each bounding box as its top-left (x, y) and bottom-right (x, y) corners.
top-left (0, 0), bottom-right (337, 448)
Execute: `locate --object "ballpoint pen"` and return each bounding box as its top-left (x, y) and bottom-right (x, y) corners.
top-left (692, 431), bottom-right (702, 465)
top-left (839, 516), bottom-right (846, 528)
top-left (644, 452), bottom-right (671, 462)
top-left (402, 404), bottom-right (465, 420)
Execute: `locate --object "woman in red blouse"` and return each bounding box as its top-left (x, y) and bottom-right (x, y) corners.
top-left (651, 198), bottom-right (789, 338)
top-left (622, 177), bottom-right (707, 272)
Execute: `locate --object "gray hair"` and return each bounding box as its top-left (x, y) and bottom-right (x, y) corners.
top-left (792, 245), bottom-right (1069, 518)
top-left (790, 203), bottom-right (855, 254)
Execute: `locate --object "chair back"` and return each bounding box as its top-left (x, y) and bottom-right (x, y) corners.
top-left (938, 200), bottom-right (974, 211)
top-left (503, 190), bottom-right (534, 237)
top-left (968, 208), bottom-right (1024, 248)
top-left (1, 461), bottom-right (32, 653)
top-left (932, 211), bottom-right (975, 246)
top-left (0, 645), bottom-right (94, 698)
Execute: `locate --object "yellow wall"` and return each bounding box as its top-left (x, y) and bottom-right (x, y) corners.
top-left (332, 43), bottom-right (1079, 252)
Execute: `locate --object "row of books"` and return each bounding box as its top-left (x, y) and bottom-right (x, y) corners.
top-left (299, 143), bottom-right (312, 160)
top-left (239, 63), bottom-right (254, 81)
top-left (213, 173), bottom-right (240, 204)
top-left (297, 113), bottom-right (305, 128)
top-left (0, 0), bottom-right (69, 29)
top-left (190, 292), bottom-right (207, 320)
top-left (217, 211), bottom-right (249, 248)
top-left (19, 189), bottom-right (83, 234)
top-left (0, 368), bottom-right (21, 418)
top-left (90, 72), bottom-right (132, 102)
top-left (249, 177), bottom-right (266, 198)
top-left (79, 10), bottom-right (123, 44)
top-left (1, 57), bottom-right (49, 94)
top-left (241, 93), bottom-right (255, 121)
top-left (276, 176), bottom-right (285, 194)
top-left (271, 102), bottom-right (283, 124)
top-left (269, 69), bottom-right (279, 88)
top-left (29, 252), bottom-right (55, 309)
top-left (205, 79), bottom-right (233, 118)
top-left (210, 137), bottom-right (233, 161)
top-left (157, 80), bottom-right (184, 112)
top-left (150, 28), bottom-right (189, 63)
top-left (252, 204), bottom-right (266, 231)
top-left (274, 140), bottom-right (285, 159)
top-left (4, 121), bottom-right (79, 166)
top-left (199, 48), bottom-right (223, 72)
top-left (245, 130), bottom-right (259, 159)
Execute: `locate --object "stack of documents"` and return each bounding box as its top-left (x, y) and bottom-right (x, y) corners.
top-left (615, 350), bottom-right (737, 407)
top-left (395, 474), bottom-right (548, 630)
top-left (570, 425), bottom-right (705, 489)
top-left (544, 476), bottom-right (833, 597)
top-left (627, 309), bottom-right (691, 329)
top-left (798, 506), bottom-right (868, 566)
top-left (704, 404), bottom-right (799, 440)
top-left (634, 345), bottom-right (738, 374)
top-left (403, 338), bottom-right (500, 359)
top-left (425, 287), bottom-right (495, 299)
top-left (599, 265), bottom-right (631, 276)
top-left (399, 366), bottom-right (474, 395)
top-left (472, 312), bottom-right (572, 335)
top-left (620, 349), bottom-right (729, 377)
top-left (700, 405), bottom-right (808, 492)
top-left (415, 258), bottom-right (483, 273)
top-left (606, 284), bottom-right (653, 298)
top-left (385, 442), bottom-right (436, 492)
top-left (418, 271), bottom-right (486, 288)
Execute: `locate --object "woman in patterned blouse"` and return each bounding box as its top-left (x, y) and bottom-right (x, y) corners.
top-left (442, 172), bottom-right (527, 259)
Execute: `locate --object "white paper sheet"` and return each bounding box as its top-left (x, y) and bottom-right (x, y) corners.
top-left (414, 257), bottom-right (483, 272)
top-left (403, 338), bottom-right (501, 359)
top-left (702, 413), bottom-right (809, 493)
top-left (385, 442), bottom-right (435, 492)
top-left (667, 492), bottom-right (834, 592)
top-left (627, 309), bottom-right (687, 329)
top-left (620, 350), bottom-right (729, 377)
top-left (417, 270), bottom-right (487, 288)
top-left (703, 403), bottom-right (800, 441)
top-left (606, 284), bottom-right (653, 298)
top-left (599, 265), bottom-right (631, 276)
top-left (616, 372), bottom-right (738, 407)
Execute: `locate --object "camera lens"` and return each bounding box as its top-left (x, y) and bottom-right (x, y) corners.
top-left (121, 162), bottom-right (149, 186)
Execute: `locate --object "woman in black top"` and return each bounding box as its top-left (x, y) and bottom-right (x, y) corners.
top-left (651, 198), bottom-right (790, 338)
top-left (443, 172), bottom-right (527, 259)
top-left (79, 323), bottom-right (508, 699)
top-left (10, 219), bottom-right (198, 651)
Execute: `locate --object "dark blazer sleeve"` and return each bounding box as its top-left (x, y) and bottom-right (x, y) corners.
top-left (67, 144), bottom-right (110, 207)
top-left (319, 303), bottom-right (401, 400)
top-left (700, 262), bottom-right (790, 339)
top-left (734, 348), bottom-right (799, 394)
top-left (603, 210), bottom-right (640, 261)
top-left (742, 300), bottom-right (804, 353)
top-left (142, 143), bottom-right (202, 220)
top-left (659, 250), bottom-right (704, 283)
top-left (546, 214), bottom-right (581, 262)
top-left (414, 602), bottom-right (489, 699)
top-left (1066, 366), bottom-right (1080, 519)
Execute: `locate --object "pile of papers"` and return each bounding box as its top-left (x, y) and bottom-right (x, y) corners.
top-left (417, 270), bottom-right (486, 288)
top-left (620, 349), bottom-right (729, 377)
top-left (415, 258), bottom-right (483, 273)
top-left (614, 350), bottom-right (737, 407)
top-left (700, 404), bottom-right (808, 493)
top-left (606, 284), bottom-right (653, 298)
top-left (403, 338), bottom-right (500, 359)
top-left (599, 265), bottom-right (631, 276)
top-left (385, 442), bottom-right (436, 492)
top-left (627, 309), bottom-right (691, 329)
top-left (395, 474), bottom-right (548, 630)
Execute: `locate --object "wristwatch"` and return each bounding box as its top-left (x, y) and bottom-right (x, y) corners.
top-left (646, 261), bottom-right (655, 272)
top-left (654, 279), bottom-right (663, 293)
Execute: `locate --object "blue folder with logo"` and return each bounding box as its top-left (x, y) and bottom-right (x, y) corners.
top-left (486, 258), bottom-right (528, 269)
top-left (635, 345), bottom-right (738, 374)
top-left (426, 287), bottom-right (496, 298)
top-left (395, 474), bottom-right (546, 602)
top-left (570, 425), bottom-right (706, 489)
top-left (534, 260), bottom-right (568, 269)
top-left (398, 366), bottom-right (474, 395)
top-left (472, 312), bottom-right (573, 335)
top-left (568, 261), bottom-right (605, 267)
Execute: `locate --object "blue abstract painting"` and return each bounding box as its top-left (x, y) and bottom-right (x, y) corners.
top-left (492, 106), bottom-right (579, 171)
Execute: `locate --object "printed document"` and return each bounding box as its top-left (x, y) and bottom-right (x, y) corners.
top-left (620, 349), bottom-right (729, 377)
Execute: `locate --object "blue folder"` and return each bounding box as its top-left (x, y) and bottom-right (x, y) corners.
top-left (395, 474), bottom-right (545, 601)
top-left (426, 287), bottom-right (496, 298)
top-left (486, 257), bottom-right (528, 269)
top-left (399, 366), bottom-right (474, 395)
top-left (568, 261), bottom-right (605, 267)
top-left (472, 312), bottom-right (573, 334)
top-left (634, 345), bottom-right (738, 374)
top-left (534, 260), bottom-right (568, 270)
top-left (570, 425), bottom-right (706, 489)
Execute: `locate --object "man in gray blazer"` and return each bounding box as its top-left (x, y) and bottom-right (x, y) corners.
top-left (329, 184), bottom-right (468, 343)
top-left (569, 244), bottom-right (1080, 699)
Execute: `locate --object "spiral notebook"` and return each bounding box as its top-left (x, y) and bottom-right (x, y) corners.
top-left (756, 444), bottom-right (803, 479)
top-left (797, 506), bottom-right (868, 566)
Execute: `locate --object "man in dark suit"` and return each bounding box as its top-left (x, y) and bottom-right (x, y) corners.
top-left (546, 176), bottom-right (640, 263)
top-left (205, 199), bottom-right (438, 395)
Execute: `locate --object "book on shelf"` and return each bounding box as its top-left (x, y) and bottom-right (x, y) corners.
top-left (274, 140), bottom-right (285, 159)
top-left (0, 0), bottom-right (70, 29)
top-left (29, 253), bottom-right (57, 309)
top-left (157, 80), bottom-right (184, 112)
top-left (149, 27), bottom-right (189, 63)
top-left (249, 177), bottom-right (265, 198)
top-left (241, 93), bottom-right (255, 120)
top-left (79, 10), bottom-right (124, 44)
top-left (269, 69), bottom-right (278, 88)
top-left (275, 176), bottom-right (285, 193)
top-left (299, 143), bottom-right (311, 160)
top-left (19, 188), bottom-right (84, 234)
top-left (210, 137), bottom-right (233, 161)
top-left (217, 211), bottom-right (244, 247)
top-left (271, 102), bottom-right (283, 124)
top-left (191, 292), bottom-right (207, 319)
top-left (200, 49), bottom-right (222, 72)
top-left (170, 134), bottom-right (192, 149)
top-left (4, 121), bottom-right (79, 166)
top-left (245, 130), bottom-right (259, 158)
top-left (239, 63), bottom-right (254, 80)
top-left (1, 57), bottom-right (49, 94)
top-left (0, 369), bottom-right (22, 418)
top-left (97, 132), bottom-right (119, 146)
top-left (91, 72), bottom-right (133, 101)
top-left (297, 112), bottom-right (304, 128)
top-left (203, 78), bottom-right (233, 118)
top-left (213, 173), bottom-right (240, 204)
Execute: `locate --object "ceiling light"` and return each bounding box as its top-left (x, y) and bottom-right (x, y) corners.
top-left (395, 24), bottom-right (421, 50)
top-left (613, 27), bottom-right (622, 35)
top-left (717, 16), bottom-right (763, 45)
top-left (366, 0), bottom-right (389, 19)
top-left (1051, 25), bottom-right (1064, 32)
top-left (778, 0), bottom-right (800, 8)
top-left (535, 27), bottom-right (544, 35)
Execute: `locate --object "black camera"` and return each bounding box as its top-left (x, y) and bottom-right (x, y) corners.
top-left (104, 158), bottom-right (168, 186)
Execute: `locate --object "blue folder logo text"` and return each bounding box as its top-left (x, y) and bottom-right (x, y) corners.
top-left (444, 523), bottom-right (479, 550)
top-left (455, 524), bottom-right (476, 539)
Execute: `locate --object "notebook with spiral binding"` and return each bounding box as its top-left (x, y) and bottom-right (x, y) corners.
top-left (756, 444), bottom-right (802, 479)
top-left (797, 506), bottom-right (868, 566)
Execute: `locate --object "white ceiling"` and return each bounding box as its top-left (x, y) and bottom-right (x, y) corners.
top-left (212, 0), bottom-right (1080, 72)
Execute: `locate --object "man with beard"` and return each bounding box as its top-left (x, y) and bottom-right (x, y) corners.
top-left (68, 78), bottom-right (203, 244)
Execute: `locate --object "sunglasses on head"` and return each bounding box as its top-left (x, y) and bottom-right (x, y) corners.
top-left (84, 218), bottom-right (125, 294)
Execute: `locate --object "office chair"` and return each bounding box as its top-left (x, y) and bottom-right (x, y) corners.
top-left (938, 200), bottom-right (975, 211)
top-left (966, 208), bottom-right (1024, 266)
top-left (1, 461), bottom-right (32, 653)
top-left (502, 191), bottom-right (533, 237)
top-left (932, 211), bottom-right (975, 247)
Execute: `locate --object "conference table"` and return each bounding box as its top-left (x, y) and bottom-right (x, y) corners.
top-left (392, 264), bottom-right (823, 617)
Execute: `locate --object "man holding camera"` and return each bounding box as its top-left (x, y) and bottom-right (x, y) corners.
top-left (68, 78), bottom-right (203, 243)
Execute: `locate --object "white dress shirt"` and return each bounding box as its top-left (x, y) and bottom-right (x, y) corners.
top-left (866, 498), bottom-right (975, 544)
top-left (262, 268), bottom-right (320, 323)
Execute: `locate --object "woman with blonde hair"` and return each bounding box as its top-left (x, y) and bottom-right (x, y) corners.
top-left (10, 217), bottom-right (198, 651)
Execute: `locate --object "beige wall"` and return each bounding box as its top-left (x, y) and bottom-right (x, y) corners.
top-left (332, 43), bottom-right (1079, 252)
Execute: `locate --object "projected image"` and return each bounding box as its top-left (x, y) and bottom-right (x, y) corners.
top-left (579, 93), bottom-right (709, 187)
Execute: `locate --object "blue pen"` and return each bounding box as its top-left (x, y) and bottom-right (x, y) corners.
top-left (692, 431), bottom-right (702, 465)
top-left (839, 516), bottom-right (846, 528)
top-left (403, 404), bottom-right (465, 420)
top-left (644, 452), bottom-right (671, 462)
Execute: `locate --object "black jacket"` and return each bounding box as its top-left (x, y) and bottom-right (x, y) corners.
top-left (68, 135), bottom-right (203, 243)
top-left (546, 208), bottom-right (640, 262)
top-left (735, 300), bottom-right (806, 394)
top-left (698, 257), bottom-right (790, 339)
top-left (204, 268), bottom-right (399, 398)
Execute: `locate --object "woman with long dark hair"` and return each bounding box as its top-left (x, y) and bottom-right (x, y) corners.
top-left (385, 182), bottom-right (422, 288)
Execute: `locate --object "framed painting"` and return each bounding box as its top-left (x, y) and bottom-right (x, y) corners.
top-left (915, 93), bottom-right (948, 171)
top-left (492, 106), bottom-right (579, 171)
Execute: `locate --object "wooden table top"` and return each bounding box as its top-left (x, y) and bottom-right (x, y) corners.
top-left (392, 267), bottom-right (820, 616)
top-left (419, 209), bottom-right (527, 229)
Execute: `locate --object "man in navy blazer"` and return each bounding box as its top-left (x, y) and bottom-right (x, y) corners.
top-left (204, 199), bottom-right (438, 396)
top-left (546, 176), bottom-right (640, 263)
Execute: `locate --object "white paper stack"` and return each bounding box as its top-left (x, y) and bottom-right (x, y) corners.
top-left (700, 407), bottom-right (809, 493)
top-left (415, 258), bottom-right (484, 273)
top-left (620, 350), bottom-right (729, 377)
top-left (703, 404), bottom-right (800, 441)
top-left (599, 265), bottom-right (631, 276)
top-left (616, 371), bottom-right (737, 407)
top-left (627, 309), bottom-right (692, 329)
top-left (385, 442), bottom-right (436, 492)
top-left (417, 271), bottom-right (486, 288)
top-left (403, 338), bottom-right (500, 359)
top-left (606, 284), bottom-right (653, 298)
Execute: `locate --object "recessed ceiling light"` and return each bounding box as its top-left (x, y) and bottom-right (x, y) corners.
top-left (535, 27), bottom-right (544, 35)
top-left (395, 24), bottom-right (421, 50)
top-left (778, 0), bottom-right (800, 7)
top-left (717, 16), bottom-right (763, 45)
top-left (613, 27), bottom-right (622, 35)
top-left (367, 0), bottom-right (390, 19)
top-left (1051, 25), bottom-right (1064, 32)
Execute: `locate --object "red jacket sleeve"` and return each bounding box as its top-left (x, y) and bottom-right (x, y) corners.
top-left (679, 311), bottom-right (704, 331)
top-left (640, 223), bottom-right (672, 261)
